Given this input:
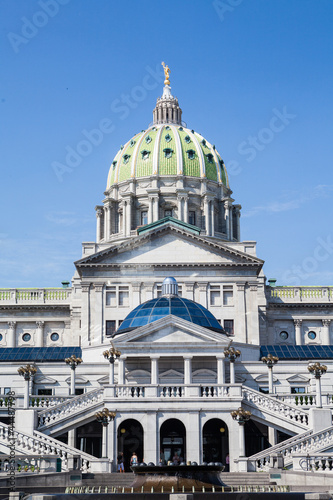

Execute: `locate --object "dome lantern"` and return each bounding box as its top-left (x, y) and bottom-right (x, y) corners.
top-left (153, 63), bottom-right (182, 125)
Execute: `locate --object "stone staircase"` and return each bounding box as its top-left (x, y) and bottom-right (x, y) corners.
top-left (0, 423), bottom-right (95, 472)
top-left (248, 425), bottom-right (333, 471)
top-left (242, 387), bottom-right (309, 434)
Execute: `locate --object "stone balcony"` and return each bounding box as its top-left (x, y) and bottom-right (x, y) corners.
top-left (0, 288), bottom-right (72, 305)
top-left (267, 286), bottom-right (333, 303)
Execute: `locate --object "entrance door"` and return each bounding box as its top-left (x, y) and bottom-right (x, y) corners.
top-left (160, 419), bottom-right (186, 464)
top-left (117, 419), bottom-right (143, 471)
top-left (202, 418), bottom-right (228, 464)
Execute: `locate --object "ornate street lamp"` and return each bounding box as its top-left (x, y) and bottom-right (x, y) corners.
top-left (224, 347), bottom-right (241, 384)
top-left (103, 343), bottom-right (121, 385)
top-left (65, 355), bottom-right (83, 395)
top-left (95, 408), bottom-right (117, 458)
top-left (261, 353), bottom-right (279, 394)
top-left (18, 364), bottom-right (37, 408)
top-left (231, 407), bottom-right (251, 458)
top-left (308, 362), bottom-right (327, 408)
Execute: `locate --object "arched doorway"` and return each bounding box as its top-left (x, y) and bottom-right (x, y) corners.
top-left (76, 420), bottom-right (102, 457)
top-left (160, 418), bottom-right (186, 464)
top-left (117, 419), bottom-right (143, 471)
top-left (202, 419), bottom-right (229, 465)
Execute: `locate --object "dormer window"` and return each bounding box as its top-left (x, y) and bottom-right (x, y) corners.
top-left (112, 161), bottom-right (117, 169)
top-left (184, 135), bottom-right (191, 144)
top-left (206, 153), bottom-right (214, 163)
top-left (165, 126), bottom-right (170, 130)
top-left (145, 135), bottom-right (152, 144)
top-left (141, 150), bottom-right (150, 160)
top-left (163, 148), bottom-right (174, 159)
top-left (186, 149), bottom-right (196, 160)
top-left (201, 139), bottom-right (207, 147)
top-left (123, 154), bottom-right (131, 164)
top-left (179, 127), bottom-right (183, 131)
top-left (165, 134), bottom-right (172, 143)
top-left (130, 140), bottom-right (136, 147)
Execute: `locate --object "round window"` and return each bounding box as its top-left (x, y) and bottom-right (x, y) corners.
top-left (50, 332), bottom-right (59, 342)
top-left (22, 333), bottom-right (31, 342)
top-left (308, 331), bottom-right (316, 340)
top-left (280, 331), bottom-right (288, 340)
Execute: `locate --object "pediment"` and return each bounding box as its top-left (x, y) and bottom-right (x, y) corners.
top-left (34, 376), bottom-right (57, 385)
top-left (160, 369), bottom-right (183, 379)
top-left (75, 224), bottom-right (263, 270)
top-left (255, 374), bottom-right (278, 383)
top-left (127, 369), bottom-right (150, 381)
top-left (286, 374), bottom-right (310, 383)
top-left (113, 315), bottom-right (231, 346)
top-left (65, 375), bottom-right (89, 385)
top-left (192, 369), bottom-right (216, 381)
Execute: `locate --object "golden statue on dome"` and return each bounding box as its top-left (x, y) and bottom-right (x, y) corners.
top-left (162, 62), bottom-right (170, 86)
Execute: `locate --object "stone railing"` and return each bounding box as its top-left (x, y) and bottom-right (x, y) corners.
top-left (278, 394), bottom-right (316, 407)
top-left (293, 453), bottom-right (333, 472)
top-left (112, 384), bottom-right (237, 399)
top-left (0, 424), bottom-right (93, 472)
top-left (0, 288), bottom-right (72, 304)
top-left (30, 395), bottom-right (73, 408)
top-left (267, 286), bottom-right (333, 303)
top-left (38, 388), bottom-right (103, 428)
top-left (242, 387), bottom-right (309, 427)
top-left (248, 426), bottom-right (333, 471)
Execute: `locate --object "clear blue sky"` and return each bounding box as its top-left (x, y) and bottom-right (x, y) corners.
top-left (1, 0), bottom-right (333, 287)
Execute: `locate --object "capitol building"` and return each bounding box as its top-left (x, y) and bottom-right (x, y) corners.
top-left (1, 67), bottom-right (333, 477)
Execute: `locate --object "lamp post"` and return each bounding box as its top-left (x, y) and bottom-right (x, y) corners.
top-left (65, 355), bottom-right (83, 395)
top-left (308, 362), bottom-right (327, 408)
top-left (231, 407), bottom-right (251, 457)
top-left (224, 347), bottom-right (241, 384)
top-left (17, 364), bottom-right (37, 408)
top-left (103, 344), bottom-right (121, 385)
top-left (95, 408), bottom-right (116, 458)
top-left (261, 353), bottom-right (279, 394)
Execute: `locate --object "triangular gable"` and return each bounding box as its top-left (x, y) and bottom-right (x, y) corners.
top-left (286, 374), bottom-right (310, 383)
top-left (113, 315), bottom-right (231, 346)
top-left (75, 223), bottom-right (263, 269)
top-left (160, 369), bottom-right (183, 379)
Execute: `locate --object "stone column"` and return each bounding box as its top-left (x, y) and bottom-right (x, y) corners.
top-left (211, 201), bottom-right (215, 236)
top-left (118, 357), bottom-right (125, 385)
top-left (148, 197), bottom-right (153, 224)
top-left (96, 207), bottom-right (103, 243)
top-left (224, 201), bottom-right (230, 239)
top-left (198, 282), bottom-right (208, 308)
top-left (203, 197), bottom-right (210, 235)
top-left (108, 417), bottom-right (116, 470)
top-left (322, 319), bottom-right (331, 345)
top-left (268, 427), bottom-right (277, 447)
top-left (109, 359), bottom-right (115, 385)
top-left (315, 377), bottom-right (322, 408)
top-left (184, 282), bottom-right (194, 301)
top-left (132, 282), bottom-right (141, 309)
top-left (294, 319), bottom-right (302, 345)
top-left (144, 283), bottom-right (154, 301)
top-left (145, 412), bottom-right (158, 465)
top-left (125, 198), bottom-right (132, 237)
top-left (7, 321), bottom-right (16, 348)
top-left (249, 284), bottom-right (259, 345)
top-left (151, 357), bottom-right (159, 385)
top-left (153, 196), bottom-right (159, 221)
top-left (235, 205), bottom-right (241, 241)
top-left (104, 205), bottom-right (110, 241)
top-left (236, 283), bottom-right (247, 343)
top-left (187, 412), bottom-right (200, 463)
top-left (36, 321), bottom-right (44, 347)
top-left (93, 284), bottom-right (103, 344)
top-left (102, 424), bottom-right (108, 458)
top-left (217, 356), bottom-right (225, 385)
top-left (81, 284), bottom-right (90, 346)
top-left (184, 356), bottom-right (192, 385)
top-left (229, 207), bottom-right (234, 241)
top-left (177, 196), bottom-right (183, 221)
top-left (229, 359), bottom-right (236, 384)
top-left (184, 196), bottom-right (189, 223)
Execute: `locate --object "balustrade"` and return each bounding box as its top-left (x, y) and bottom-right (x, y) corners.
top-left (0, 288), bottom-right (71, 304)
top-left (268, 286), bottom-right (333, 303)
top-left (30, 395), bottom-right (73, 408)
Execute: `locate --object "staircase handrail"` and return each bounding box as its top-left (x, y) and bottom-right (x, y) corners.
top-left (242, 387), bottom-right (309, 427)
top-left (37, 387), bottom-right (103, 416)
top-left (248, 428), bottom-right (313, 460)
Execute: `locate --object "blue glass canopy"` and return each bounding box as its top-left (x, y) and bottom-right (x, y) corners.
top-left (0, 346), bottom-right (82, 362)
top-left (113, 296), bottom-right (225, 336)
top-left (261, 345), bottom-right (333, 360)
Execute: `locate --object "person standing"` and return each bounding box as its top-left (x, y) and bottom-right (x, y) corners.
top-left (130, 451), bottom-right (138, 467)
top-left (117, 452), bottom-right (124, 473)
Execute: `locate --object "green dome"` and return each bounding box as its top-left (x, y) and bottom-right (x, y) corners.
top-left (106, 124), bottom-right (229, 189)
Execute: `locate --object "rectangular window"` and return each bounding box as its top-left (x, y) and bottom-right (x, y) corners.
top-left (156, 284), bottom-right (162, 297)
top-left (210, 285), bottom-right (220, 306)
top-left (165, 209), bottom-right (172, 217)
top-left (106, 287), bottom-right (116, 307)
top-left (178, 285), bottom-right (182, 297)
top-left (189, 211), bottom-right (196, 226)
top-left (224, 319), bottom-right (234, 335)
top-left (37, 389), bottom-right (52, 396)
top-left (223, 286), bottom-right (233, 306)
top-left (119, 287), bottom-right (129, 306)
top-left (75, 388), bottom-right (84, 395)
top-left (291, 387), bottom-right (306, 394)
top-left (4, 388), bottom-right (11, 395)
top-left (106, 320), bottom-right (116, 336)
top-left (141, 211), bottom-right (148, 226)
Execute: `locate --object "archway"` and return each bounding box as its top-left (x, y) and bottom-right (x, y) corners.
top-left (160, 418), bottom-right (186, 464)
top-left (117, 419), bottom-right (143, 471)
top-left (76, 420), bottom-right (102, 457)
top-left (202, 419), bottom-right (229, 465)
